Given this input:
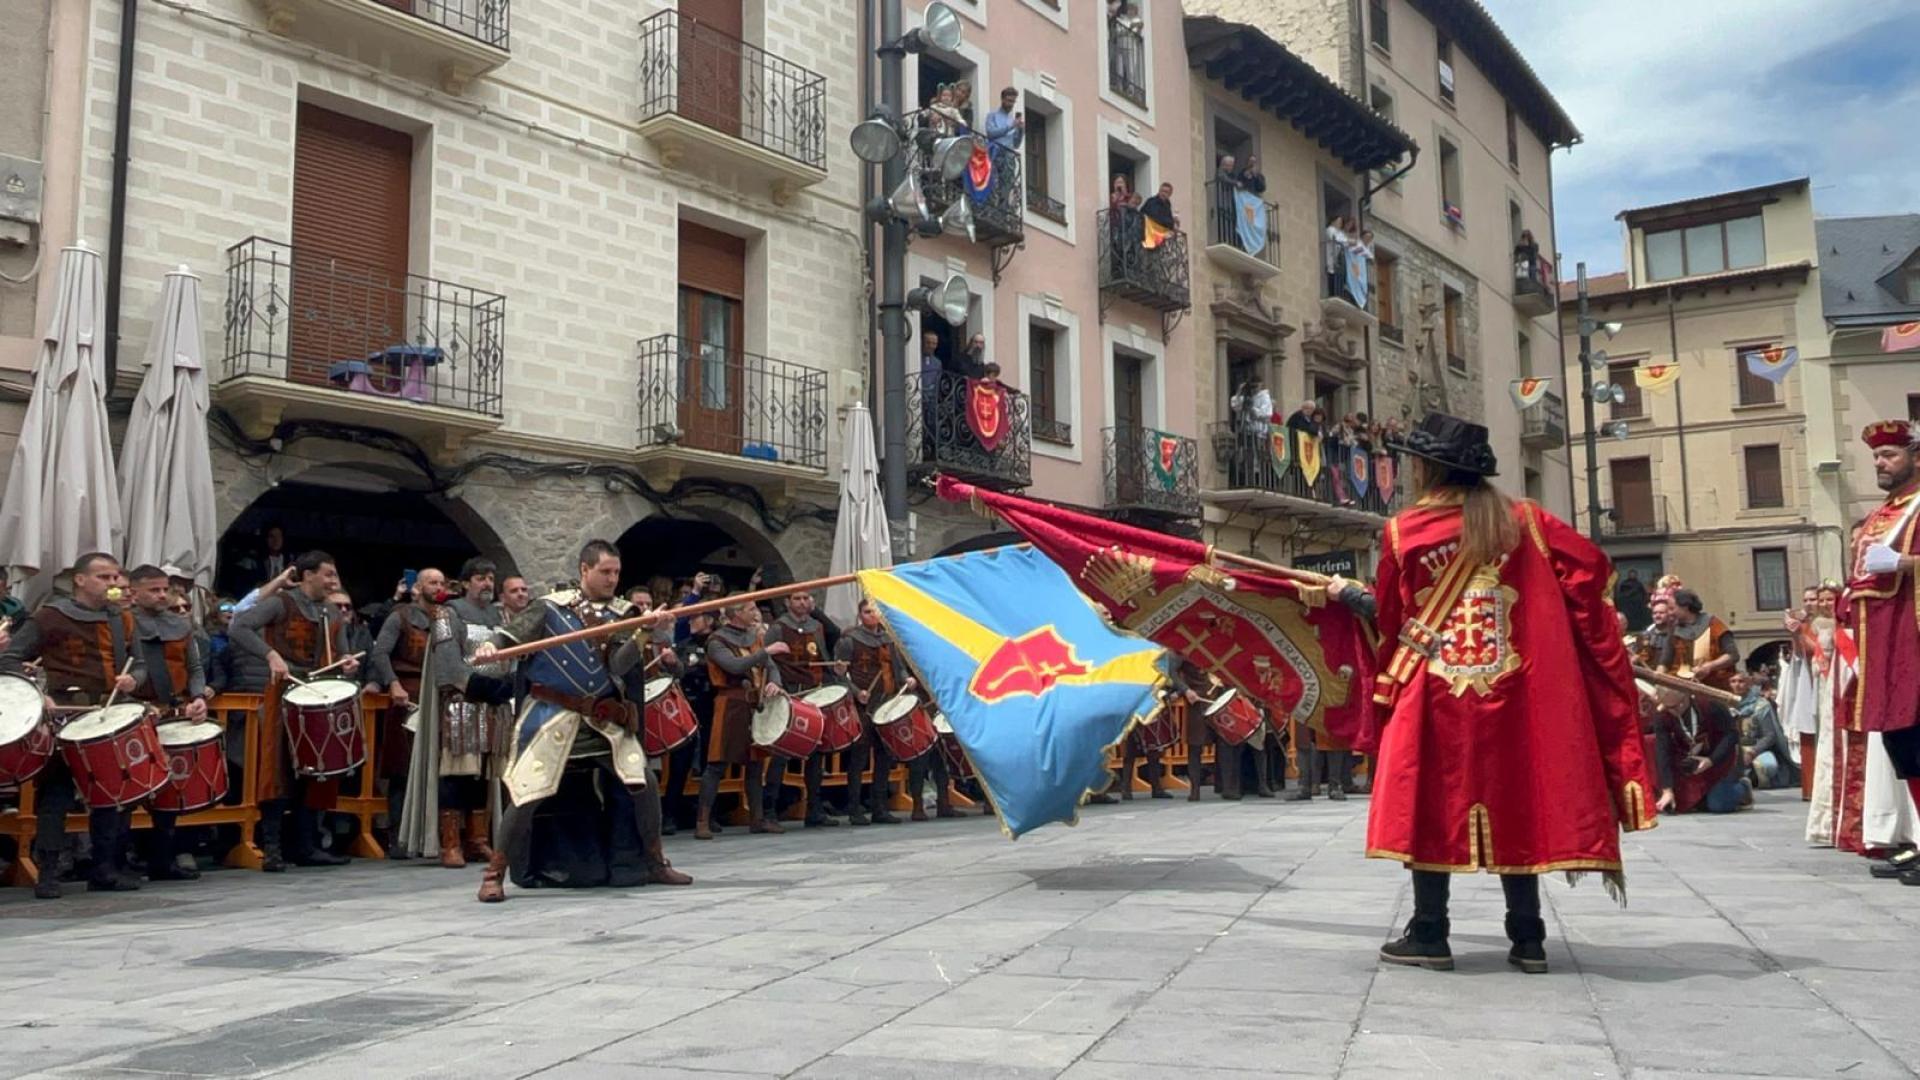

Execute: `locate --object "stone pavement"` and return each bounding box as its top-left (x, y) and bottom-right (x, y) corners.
top-left (3, 787), bottom-right (1917, 1080)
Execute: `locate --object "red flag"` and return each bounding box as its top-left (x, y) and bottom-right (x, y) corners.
top-left (966, 378), bottom-right (1009, 451)
top-left (938, 477), bottom-right (1380, 750)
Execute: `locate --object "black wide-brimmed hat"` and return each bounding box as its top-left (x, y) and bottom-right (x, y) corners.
top-left (1390, 412), bottom-right (1499, 477)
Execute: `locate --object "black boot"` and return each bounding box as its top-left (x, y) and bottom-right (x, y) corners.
top-left (259, 806), bottom-right (287, 873)
top-left (1381, 870), bottom-right (1453, 970)
top-left (1502, 874), bottom-right (1547, 973)
top-left (290, 803), bottom-right (347, 866)
top-left (86, 809), bottom-right (139, 891)
top-left (30, 840), bottom-right (64, 899)
top-left (148, 810), bottom-right (200, 881)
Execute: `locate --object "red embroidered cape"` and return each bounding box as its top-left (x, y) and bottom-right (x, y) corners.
top-left (1365, 497), bottom-right (1656, 877)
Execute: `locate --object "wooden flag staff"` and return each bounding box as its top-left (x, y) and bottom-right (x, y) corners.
top-left (1207, 547), bottom-right (1333, 587)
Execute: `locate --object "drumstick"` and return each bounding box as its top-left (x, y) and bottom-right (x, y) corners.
top-left (101, 657), bottom-right (136, 709)
top-left (1631, 664), bottom-right (1744, 706)
top-left (306, 651), bottom-right (365, 678)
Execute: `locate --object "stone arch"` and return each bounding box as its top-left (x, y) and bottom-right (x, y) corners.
top-left (613, 503), bottom-right (791, 597)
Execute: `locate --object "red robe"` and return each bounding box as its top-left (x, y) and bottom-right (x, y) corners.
top-left (1365, 496), bottom-right (1656, 878)
top-left (1845, 479), bottom-right (1920, 735)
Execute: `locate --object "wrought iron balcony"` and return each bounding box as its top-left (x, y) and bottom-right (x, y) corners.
top-left (1098, 209), bottom-right (1192, 317)
top-left (910, 137), bottom-right (1025, 249)
top-left (634, 10), bottom-right (827, 201)
top-left (1104, 426), bottom-right (1200, 519)
top-left (217, 237), bottom-right (505, 439)
top-left (255, 0), bottom-right (509, 93)
top-left (1205, 422), bottom-right (1399, 517)
top-left (1514, 248), bottom-right (1556, 317)
top-left (1204, 178), bottom-right (1281, 279)
top-left (1033, 415), bottom-right (1072, 445)
top-left (1028, 185), bottom-right (1067, 225)
top-left (636, 334), bottom-right (827, 471)
top-left (1598, 495), bottom-right (1669, 540)
top-left (1521, 390), bottom-right (1566, 450)
top-left (1108, 17), bottom-right (1147, 108)
top-left (904, 370), bottom-right (1031, 490)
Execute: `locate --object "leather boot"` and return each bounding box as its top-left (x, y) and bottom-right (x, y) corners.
top-left (259, 809), bottom-right (287, 873)
top-left (694, 809), bottom-right (714, 840)
top-left (439, 811), bottom-right (467, 869)
top-left (464, 811), bottom-right (493, 861)
top-left (644, 837), bottom-right (692, 886)
top-left (31, 841), bottom-right (63, 899)
top-left (476, 850), bottom-right (508, 903)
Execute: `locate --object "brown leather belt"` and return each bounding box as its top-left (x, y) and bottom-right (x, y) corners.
top-left (530, 685), bottom-right (609, 715)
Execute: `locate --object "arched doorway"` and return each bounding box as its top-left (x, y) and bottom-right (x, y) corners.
top-left (614, 509), bottom-right (788, 598)
top-left (216, 472), bottom-right (506, 609)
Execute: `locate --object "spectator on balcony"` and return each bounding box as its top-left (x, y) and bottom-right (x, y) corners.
top-left (1108, 0), bottom-right (1144, 86)
top-left (1236, 156), bottom-right (1267, 196)
top-left (1230, 377), bottom-right (1273, 437)
top-left (1323, 215), bottom-right (1350, 299)
top-left (1286, 401), bottom-right (1321, 437)
top-left (984, 87), bottom-right (1023, 157)
top-left (1107, 174), bottom-right (1142, 277)
top-left (1327, 415), bottom-right (1355, 506)
top-left (1141, 181), bottom-right (1179, 235)
top-left (1514, 228), bottom-right (1541, 282)
top-left (923, 84), bottom-right (965, 137)
top-left (955, 333), bottom-right (989, 379)
top-left (1213, 154), bottom-right (1240, 192)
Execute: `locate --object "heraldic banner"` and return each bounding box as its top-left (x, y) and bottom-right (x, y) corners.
top-left (859, 544), bottom-right (1170, 838)
top-left (939, 477), bottom-right (1379, 751)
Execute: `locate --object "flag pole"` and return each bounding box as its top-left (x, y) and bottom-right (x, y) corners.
top-left (484, 572), bottom-right (862, 663)
top-left (1208, 547), bottom-right (1333, 587)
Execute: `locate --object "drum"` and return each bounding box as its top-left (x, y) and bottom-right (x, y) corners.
top-left (151, 720), bottom-right (229, 814)
top-left (56, 704), bottom-right (169, 809)
top-left (872, 693), bottom-right (937, 763)
top-left (0, 672), bottom-right (54, 786)
top-left (281, 679), bottom-right (367, 779)
top-left (751, 693), bottom-right (825, 760)
top-left (641, 676), bottom-right (698, 756)
top-left (932, 712), bottom-right (975, 781)
top-left (1203, 689), bottom-right (1265, 745)
top-left (1132, 710), bottom-right (1181, 754)
top-left (804, 685), bottom-right (863, 753)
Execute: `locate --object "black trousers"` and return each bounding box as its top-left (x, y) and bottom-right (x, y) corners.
top-left (1408, 869), bottom-right (1545, 945)
top-left (31, 756), bottom-right (128, 882)
top-left (496, 756), bottom-right (667, 880)
top-left (438, 775), bottom-right (490, 811)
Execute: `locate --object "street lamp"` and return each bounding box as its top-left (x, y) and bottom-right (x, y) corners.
top-left (857, 0), bottom-right (972, 559)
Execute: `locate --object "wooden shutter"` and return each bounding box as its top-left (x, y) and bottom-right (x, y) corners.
top-left (678, 222), bottom-right (747, 300)
top-left (1610, 458), bottom-right (1653, 525)
top-left (1745, 445), bottom-right (1783, 508)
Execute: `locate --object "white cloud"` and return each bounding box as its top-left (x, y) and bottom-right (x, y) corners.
top-left (1481, 0), bottom-right (1920, 273)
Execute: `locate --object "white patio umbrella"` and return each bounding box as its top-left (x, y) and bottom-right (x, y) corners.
top-left (0, 244), bottom-right (120, 605)
top-left (824, 402), bottom-right (892, 629)
top-left (119, 266), bottom-right (218, 587)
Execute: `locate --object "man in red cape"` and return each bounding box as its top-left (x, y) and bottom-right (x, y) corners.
top-left (1330, 414), bottom-right (1655, 974)
top-left (1844, 420), bottom-right (1920, 884)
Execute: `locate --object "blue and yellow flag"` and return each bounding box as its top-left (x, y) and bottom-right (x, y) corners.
top-left (860, 545), bottom-right (1170, 837)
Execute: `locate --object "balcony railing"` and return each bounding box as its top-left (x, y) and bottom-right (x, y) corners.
top-left (911, 138), bottom-right (1025, 247)
top-left (1521, 390), bottom-right (1566, 449)
top-left (1033, 415), bottom-right (1072, 445)
top-left (905, 370), bottom-right (1031, 490)
top-left (221, 236), bottom-right (505, 417)
top-left (1028, 185), bottom-right (1067, 225)
top-left (636, 334), bottom-right (827, 470)
top-left (1599, 496), bottom-right (1669, 540)
top-left (1206, 422), bottom-right (1399, 516)
top-left (1205, 178), bottom-right (1281, 274)
top-left (1105, 426), bottom-right (1201, 519)
top-left (1098, 209), bottom-right (1191, 313)
top-left (1108, 17), bottom-right (1147, 108)
top-left (635, 10), bottom-right (827, 170)
top-left (383, 0), bottom-right (509, 48)
top-left (1514, 248), bottom-right (1556, 316)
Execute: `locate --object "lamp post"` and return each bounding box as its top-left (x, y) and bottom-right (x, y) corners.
top-left (1573, 261), bottom-right (1625, 538)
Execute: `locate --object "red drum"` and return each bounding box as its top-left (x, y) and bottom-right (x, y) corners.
top-left (804, 686), bottom-right (863, 753)
top-left (932, 713), bottom-right (975, 781)
top-left (281, 679), bottom-right (367, 779)
top-left (751, 693), bottom-right (825, 760)
top-left (641, 677), bottom-right (698, 756)
top-left (0, 673), bottom-right (54, 786)
top-left (1132, 710), bottom-right (1181, 754)
top-left (1203, 689), bottom-right (1265, 746)
top-left (56, 704), bottom-right (169, 809)
top-left (873, 693), bottom-right (937, 763)
top-left (151, 720), bottom-right (229, 813)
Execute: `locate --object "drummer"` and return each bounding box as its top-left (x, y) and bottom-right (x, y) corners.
top-left (696, 599), bottom-right (789, 839)
top-left (369, 567), bottom-right (447, 858)
top-left (127, 565), bottom-right (211, 882)
top-left (228, 550), bottom-right (360, 872)
top-left (769, 590), bottom-right (849, 828)
top-left (1126, 666), bottom-right (1201, 802)
top-left (0, 551), bottom-right (147, 898)
top-left (835, 597), bottom-right (916, 825)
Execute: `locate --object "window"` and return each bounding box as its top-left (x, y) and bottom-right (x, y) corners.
top-left (1508, 199), bottom-right (1524, 250)
top-left (1438, 138), bottom-right (1463, 227)
top-left (1610, 457), bottom-right (1655, 528)
top-left (916, 54), bottom-right (972, 129)
top-left (1443, 285), bottom-right (1464, 372)
top-left (1736, 347), bottom-right (1779, 406)
top-left (1505, 104), bottom-right (1519, 169)
top-left (1107, 1), bottom-right (1147, 109)
top-left (1745, 444), bottom-right (1784, 509)
top-left (1368, 0), bottom-right (1390, 51)
top-left (1436, 35), bottom-right (1455, 103)
top-left (1029, 322), bottom-right (1067, 443)
top-left (1753, 548), bottom-right (1790, 611)
top-left (1644, 213), bottom-right (1765, 281)
top-left (1024, 105), bottom-right (1064, 224)
top-left (1517, 331), bottom-right (1533, 377)
top-left (1908, 393), bottom-right (1920, 422)
top-left (1609, 360), bottom-right (1644, 418)
top-left (1376, 251), bottom-right (1398, 328)
top-left (1113, 349), bottom-right (1147, 431)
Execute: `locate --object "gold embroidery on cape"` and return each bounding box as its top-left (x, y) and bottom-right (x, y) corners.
top-left (1364, 801), bottom-right (1627, 874)
top-left (1415, 562), bottom-right (1523, 697)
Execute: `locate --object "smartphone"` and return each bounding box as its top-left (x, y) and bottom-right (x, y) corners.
top-left (402, 569), bottom-right (418, 590)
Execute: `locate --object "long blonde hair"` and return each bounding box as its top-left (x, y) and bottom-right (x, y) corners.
top-left (1412, 457), bottom-right (1518, 568)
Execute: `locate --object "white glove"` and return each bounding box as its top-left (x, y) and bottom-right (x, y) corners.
top-left (1862, 543), bottom-right (1903, 575)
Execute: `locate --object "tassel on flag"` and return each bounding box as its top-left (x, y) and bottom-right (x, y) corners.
top-left (1635, 364), bottom-right (1680, 392)
top-left (1742, 345), bottom-right (1799, 383)
top-left (1509, 377), bottom-right (1551, 410)
top-left (1883, 323), bottom-right (1920, 354)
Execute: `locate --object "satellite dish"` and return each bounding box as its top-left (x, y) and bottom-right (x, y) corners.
top-left (939, 197), bottom-right (976, 244)
top-left (849, 118), bottom-right (901, 164)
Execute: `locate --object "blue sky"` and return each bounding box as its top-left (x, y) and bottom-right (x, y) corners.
top-left (1480, 0), bottom-right (1920, 276)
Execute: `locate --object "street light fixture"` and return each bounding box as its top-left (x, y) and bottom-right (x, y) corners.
top-left (909, 274), bottom-right (973, 327)
top-left (903, 1), bottom-right (963, 52)
top-left (849, 117), bottom-right (901, 164)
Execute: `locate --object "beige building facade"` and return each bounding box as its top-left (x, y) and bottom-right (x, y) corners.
top-left (1558, 179), bottom-right (1834, 657)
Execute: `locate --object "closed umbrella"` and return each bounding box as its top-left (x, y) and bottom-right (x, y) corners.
top-left (0, 245), bottom-right (120, 604)
top-left (824, 402), bottom-right (892, 629)
top-left (119, 266), bottom-right (218, 587)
